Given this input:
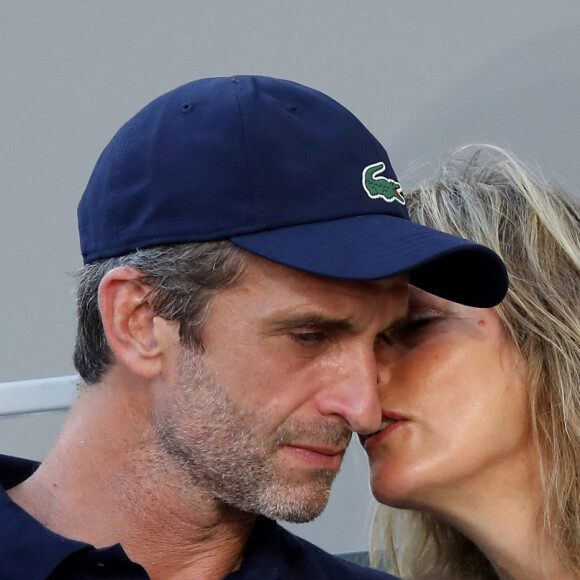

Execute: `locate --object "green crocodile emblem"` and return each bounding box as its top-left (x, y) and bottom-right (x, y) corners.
top-left (362, 162), bottom-right (405, 205)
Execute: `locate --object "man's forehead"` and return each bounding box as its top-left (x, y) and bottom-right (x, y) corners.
top-left (203, 254), bottom-right (409, 341)
top-left (219, 254), bottom-right (410, 331)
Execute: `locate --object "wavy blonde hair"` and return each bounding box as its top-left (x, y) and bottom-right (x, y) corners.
top-left (371, 145), bottom-right (580, 578)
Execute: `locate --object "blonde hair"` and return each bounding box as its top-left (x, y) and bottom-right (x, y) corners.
top-left (371, 145), bottom-right (580, 578)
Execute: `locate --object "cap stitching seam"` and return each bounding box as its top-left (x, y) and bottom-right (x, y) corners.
top-left (235, 78), bottom-right (264, 229)
top-left (110, 119), bottom-right (140, 248)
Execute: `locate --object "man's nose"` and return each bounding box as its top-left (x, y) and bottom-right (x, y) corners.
top-left (314, 349), bottom-right (383, 435)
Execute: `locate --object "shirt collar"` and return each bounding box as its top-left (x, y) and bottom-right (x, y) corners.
top-left (0, 454), bottom-right (92, 580)
top-left (226, 516), bottom-right (286, 579)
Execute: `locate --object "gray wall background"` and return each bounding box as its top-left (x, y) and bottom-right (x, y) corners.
top-left (1, 0), bottom-right (580, 556)
top-left (2, 0), bottom-right (580, 381)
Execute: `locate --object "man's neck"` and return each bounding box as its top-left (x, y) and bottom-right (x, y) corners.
top-left (7, 383), bottom-right (257, 580)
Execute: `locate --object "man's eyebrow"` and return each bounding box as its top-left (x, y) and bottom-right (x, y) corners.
top-left (269, 314), bottom-right (355, 333)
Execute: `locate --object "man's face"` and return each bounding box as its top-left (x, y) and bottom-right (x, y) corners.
top-left (152, 255), bottom-right (408, 522)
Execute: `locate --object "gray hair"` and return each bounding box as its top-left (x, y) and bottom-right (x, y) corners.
top-left (73, 241), bottom-right (247, 384)
top-left (371, 144), bottom-right (580, 578)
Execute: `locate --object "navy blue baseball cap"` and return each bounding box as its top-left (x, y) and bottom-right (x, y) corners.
top-left (78, 75), bottom-right (508, 307)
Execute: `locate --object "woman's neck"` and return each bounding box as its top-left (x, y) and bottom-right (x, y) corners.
top-left (426, 464), bottom-right (573, 580)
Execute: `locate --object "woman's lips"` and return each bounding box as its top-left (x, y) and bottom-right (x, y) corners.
top-left (359, 413), bottom-right (407, 449)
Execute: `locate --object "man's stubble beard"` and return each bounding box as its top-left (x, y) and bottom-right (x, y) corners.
top-left (152, 348), bottom-right (352, 523)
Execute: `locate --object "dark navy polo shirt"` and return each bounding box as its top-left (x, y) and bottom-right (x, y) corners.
top-left (0, 455), bottom-right (398, 579)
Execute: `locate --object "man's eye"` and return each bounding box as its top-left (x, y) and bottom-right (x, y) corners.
top-left (291, 331), bottom-right (326, 344)
top-left (374, 333), bottom-right (392, 347)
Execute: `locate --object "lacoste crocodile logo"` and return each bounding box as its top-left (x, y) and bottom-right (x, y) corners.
top-left (362, 162), bottom-right (405, 205)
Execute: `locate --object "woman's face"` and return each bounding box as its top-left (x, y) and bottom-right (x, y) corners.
top-left (363, 287), bottom-right (536, 512)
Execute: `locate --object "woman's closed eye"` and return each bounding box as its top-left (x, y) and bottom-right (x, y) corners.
top-left (402, 315), bottom-right (437, 332)
top-left (389, 309), bottom-right (443, 346)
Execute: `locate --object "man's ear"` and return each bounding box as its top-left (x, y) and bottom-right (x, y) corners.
top-left (98, 267), bottom-right (167, 379)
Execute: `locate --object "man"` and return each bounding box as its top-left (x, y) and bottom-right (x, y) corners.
top-left (0, 76), bottom-right (508, 579)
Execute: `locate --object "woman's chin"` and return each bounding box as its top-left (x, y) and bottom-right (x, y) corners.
top-left (370, 468), bottom-right (421, 509)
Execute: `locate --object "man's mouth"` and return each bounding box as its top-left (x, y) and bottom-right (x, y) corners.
top-left (284, 444), bottom-right (347, 470)
top-left (289, 444), bottom-right (347, 456)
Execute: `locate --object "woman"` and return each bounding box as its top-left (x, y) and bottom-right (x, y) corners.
top-left (364, 145), bottom-right (580, 579)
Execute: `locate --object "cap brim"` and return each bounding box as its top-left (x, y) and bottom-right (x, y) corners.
top-left (231, 214), bottom-right (508, 308)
